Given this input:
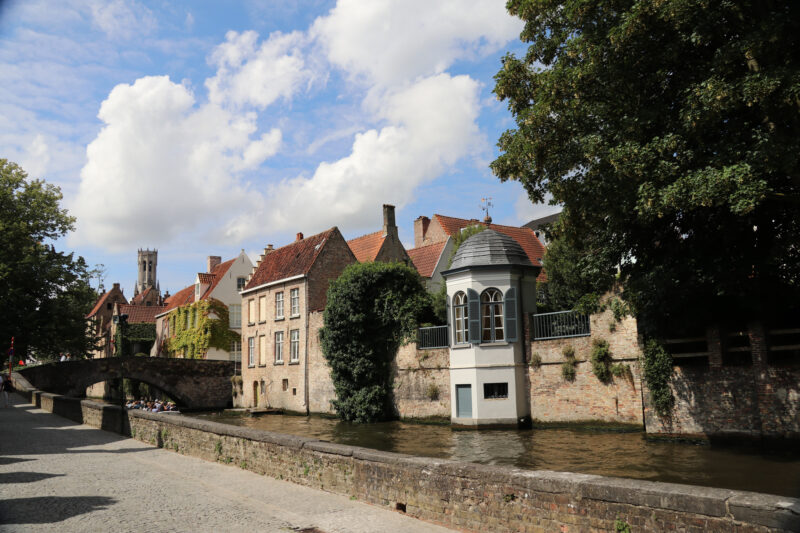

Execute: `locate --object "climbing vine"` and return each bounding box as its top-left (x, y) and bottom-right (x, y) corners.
top-left (641, 339), bottom-right (674, 416)
top-left (114, 323), bottom-right (156, 356)
top-left (165, 299), bottom-right (238, 359)
top-left (590, 339), bottom-right (613, 383)
top-left (561, 345), bottom-right (576, 381)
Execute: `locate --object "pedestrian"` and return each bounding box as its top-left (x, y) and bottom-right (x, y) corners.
top-left (0, 374), bottom-right (10, 408)
top-left (59, 353), bottom-right (66, 362)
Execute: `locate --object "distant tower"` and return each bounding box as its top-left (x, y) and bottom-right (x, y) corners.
top-left (135, 249), bottom-right (158, 296)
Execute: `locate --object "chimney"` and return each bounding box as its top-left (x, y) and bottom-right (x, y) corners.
top-left (382, 204), bottom-right (397, 237)
top-left (113, 283), bottom-right (120, 290)
top-left (414, 216), bottom-right (430, 248)
top-left (207, 255), bottom-right (222, 272)
top-left (296, 232), bottom-right (304, 241)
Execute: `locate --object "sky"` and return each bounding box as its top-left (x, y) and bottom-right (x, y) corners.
top-left (0, 0), bottom-right (561, 296)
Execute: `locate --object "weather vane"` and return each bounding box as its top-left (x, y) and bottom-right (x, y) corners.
top-left (480, 197), bottom-right (493, 224)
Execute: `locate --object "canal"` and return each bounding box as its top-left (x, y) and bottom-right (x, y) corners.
top-left (191, 412), bottom-right (800, 498)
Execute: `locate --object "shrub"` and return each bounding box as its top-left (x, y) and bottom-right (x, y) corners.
top-left (320, 262), bottom-right (431, 422)
top-left (530, 351), bottom-right (542, 368)
top-left (590, 338), bottom-right (613, 383)
top-left (561, 345), bottom-right (576, 381)
top-left (426, 383), bottom-right (440, 401)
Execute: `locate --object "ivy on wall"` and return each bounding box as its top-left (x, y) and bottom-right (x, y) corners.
top-left (114, 323), bottom-right (156, 357)
top-left (165, 299), bottom-right (238, 359)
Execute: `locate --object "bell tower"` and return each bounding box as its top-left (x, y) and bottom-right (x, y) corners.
top-left (135, 248), bottom-right (158, 296)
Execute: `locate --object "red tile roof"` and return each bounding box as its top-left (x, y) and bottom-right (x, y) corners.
top-left (197, 273), bottom-right (215, 284)
top-left (199, 258), bottom-right (234, 301)
top-left (432, 214), bottom-right (547, 280)
top-left (245, 228), bottom-right (338, 291)
top-left (86, 289), bottom-right (128, 318)
top-left (407, 241), bottom-right (447, 278)
top-left (118, 304), bottom-right (165, 324)
top-left (161, 285), bottom-right (195, 314)
top-left (347, 230), bottom-right (386, 263)
top-left (130, 286), bottom-right (153, 305)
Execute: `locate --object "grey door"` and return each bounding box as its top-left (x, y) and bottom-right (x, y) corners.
top-left (456, 384), bottom-right (472, 418)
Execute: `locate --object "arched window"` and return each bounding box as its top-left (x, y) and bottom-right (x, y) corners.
top-left (453, 291), bottom-right (468, 344)
top-left (481, 288), bottom-right (504, 342)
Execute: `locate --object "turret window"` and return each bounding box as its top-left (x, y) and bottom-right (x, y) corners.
top-left (481, 288), bottom-right (504, 342)
top-left (453, 291), bottom-right (468, 344)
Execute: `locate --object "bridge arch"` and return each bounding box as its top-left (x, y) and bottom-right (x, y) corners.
top-left (18, 357), bottom-right (235, 410)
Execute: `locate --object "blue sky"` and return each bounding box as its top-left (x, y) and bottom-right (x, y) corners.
top-left (0, 0), bottom-right (560, 296)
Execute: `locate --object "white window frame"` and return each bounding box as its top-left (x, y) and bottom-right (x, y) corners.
top-left (290, 288), bottom-right (300, 317)
top-left (258, 335), bottom-right (267, 366)
top-left (274, 331), bottom-right (284, 363)
top-left (248, 337), bottom-right (255, 367)
top-left (290, 329), bottom-right (299, 362)
top-left (453, 291), bottom-right (468, 344)
top-left (481, 288), bottom-right (504, 342)
top-left (236, 277), bottom-right (246, 291)
top-left (275, 292), bottom-right (284, 319)
top-left (248, 299), bottom-right (256, 325)
top-left (230, 339), bottom-right (242, 362)
top-left (229, 304), bottom-right (241, 328)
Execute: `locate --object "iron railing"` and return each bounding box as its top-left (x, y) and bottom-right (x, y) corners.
top-left (418, 325), bottom-right (449, 349)
top-left (532, 310), bottom-right (590, 340)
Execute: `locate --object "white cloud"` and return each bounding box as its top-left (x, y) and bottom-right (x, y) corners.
top-left (223, 73), bottom-right (483, 240)
top-left (89, 0), bottom-right (157, 40)
top-left (206, 30), bottom-right (312, 110)
top-left (70, 76), bottom-right (280, 250)
top-left (311, 0), bottom-right (522, 86)
top-left (514, 193), bottom-right (562, 225)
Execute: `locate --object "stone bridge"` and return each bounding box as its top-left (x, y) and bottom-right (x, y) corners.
top-left (17, 357), bottom-right (236, 409)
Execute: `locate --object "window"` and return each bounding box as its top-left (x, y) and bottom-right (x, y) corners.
top-left (290, 329), bottom-right (300, 362)
top-left (237, 277), bottom-right (246, 291)
top-left (229, 304), bottom-right (241, 328)
top-left (248, 299), bottom-right (256, 325)
top-left (274, 331), bottom-right (284, 363)
top-left (453, 291), bottom-right (468, 344)
top-left (483, 382), bottom-right (508, 399)
top-left (481, 288), bottom-right (504, 342)
top-left (106, 303), bottom-right (112, 310)
top-left (248, 337), bottom-right (255, 366)
top-left (258, 335), bottom-right (267, 366)
top-left (282, 379), bottom-right (289, 391)
top-left (258, 296), bottom-right (267, 323)
top-left (275, 292), bottom-right (284, 319)
top-left (260, 381), bottom-right (266, 395)
top-left (290, 288), bottom-right (300, 316)
top-left (230, 339), bottom-right (242, 362)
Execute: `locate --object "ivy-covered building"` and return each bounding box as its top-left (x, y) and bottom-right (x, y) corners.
top-left (111, 303), bottom-right (164, 356)
top-left (153, 252), bottom-right (253, 361)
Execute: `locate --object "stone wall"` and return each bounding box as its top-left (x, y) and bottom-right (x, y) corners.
top-left (12, 375), bottom-right (799, 533)
top-left (643, 322), bottom-right (800, 439)
top-left (527, 308), bottom-right (644, 425)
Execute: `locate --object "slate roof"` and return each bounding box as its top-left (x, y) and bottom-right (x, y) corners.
top-left (431, 214), bottom-right (546, 280)
top-left (244, 228), bottom-right (337, 291)
top-left (449, 229), bottom-right (534, 270)
top-left (407, 241), bottom-right (446, 278)
top-left (347, 230), bottom-right (385, 263)
top-left (118, 304), bottom-right (165, 324)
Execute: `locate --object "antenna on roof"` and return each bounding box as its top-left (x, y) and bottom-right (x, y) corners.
top-left (480, 197), bottom-right (493, 224)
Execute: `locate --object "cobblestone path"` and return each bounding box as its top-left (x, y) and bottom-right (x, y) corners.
top-left (0, 397), bottom-right (452, 533)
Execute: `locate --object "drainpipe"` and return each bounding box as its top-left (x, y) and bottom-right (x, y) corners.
top-left (303, 280), bottom-right (310, 415)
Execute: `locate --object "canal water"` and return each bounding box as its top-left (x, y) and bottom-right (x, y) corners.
top-left (191, 412), bottom-right (800, 498)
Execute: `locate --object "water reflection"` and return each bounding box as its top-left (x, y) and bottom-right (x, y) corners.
top-left (191, 412), bottom-right (800, 497)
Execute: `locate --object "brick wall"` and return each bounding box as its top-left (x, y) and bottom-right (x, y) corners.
top-left (528, 308), bottom-right (644, 425)
top-left (306, 229), bottom-right (356, 312)
top-left (13, 377), bottom-right (798, 533)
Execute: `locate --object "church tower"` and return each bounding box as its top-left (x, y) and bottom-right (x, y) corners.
top-left (135, 249), bottom-right (158, 296)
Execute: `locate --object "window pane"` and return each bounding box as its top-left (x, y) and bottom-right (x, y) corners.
top-left (259, 336), bottom-right (266, 365)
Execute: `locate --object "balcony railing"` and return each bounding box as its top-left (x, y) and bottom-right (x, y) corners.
top-left (418, 325), bottom-right (449, 349)
top-left (532, 310), bottom-right (590, 340)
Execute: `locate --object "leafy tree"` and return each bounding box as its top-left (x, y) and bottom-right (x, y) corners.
top-left (0, 159), bottom-right (98, 360)
top-left (493, 1), bottom-right (800, 334)
top-left (320, 261), bottom-right (431, 422)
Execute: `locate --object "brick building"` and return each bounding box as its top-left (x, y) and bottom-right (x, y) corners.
top-left (240, 228), bottom-right (356, 412)
top-left (347, 204), bottom-right (410, 264)
top-left (86, 282), bottom-right (128, 360)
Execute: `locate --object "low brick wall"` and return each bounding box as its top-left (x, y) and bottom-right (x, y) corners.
top-left (11, 373), bottom-right (798, 532)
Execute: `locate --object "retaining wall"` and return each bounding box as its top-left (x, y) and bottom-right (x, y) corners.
top-left (11, 373), bottom-right (798, 533)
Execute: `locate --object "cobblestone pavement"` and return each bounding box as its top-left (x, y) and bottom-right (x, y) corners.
top-left (0, 397), bottom-right (453, 533)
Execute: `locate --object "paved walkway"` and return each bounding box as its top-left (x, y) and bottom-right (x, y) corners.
top-left (0, 396), bottom-right (453, 533)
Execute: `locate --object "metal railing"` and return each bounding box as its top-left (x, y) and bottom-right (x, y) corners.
top-left (418, 325), bottom-right (449, 349)
top-left (532, 310), bottom-right (590, 340)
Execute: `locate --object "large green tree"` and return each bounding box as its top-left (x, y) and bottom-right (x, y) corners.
top-left (493, 1), bottom-right (800, 333)
top-left (320, 261), bottom-right (431, 422)
top-left (0, 159), bottom-right (98, 360)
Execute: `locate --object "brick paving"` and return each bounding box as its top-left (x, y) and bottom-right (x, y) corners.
top-left (0, 396), bottom-right (452, 533)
